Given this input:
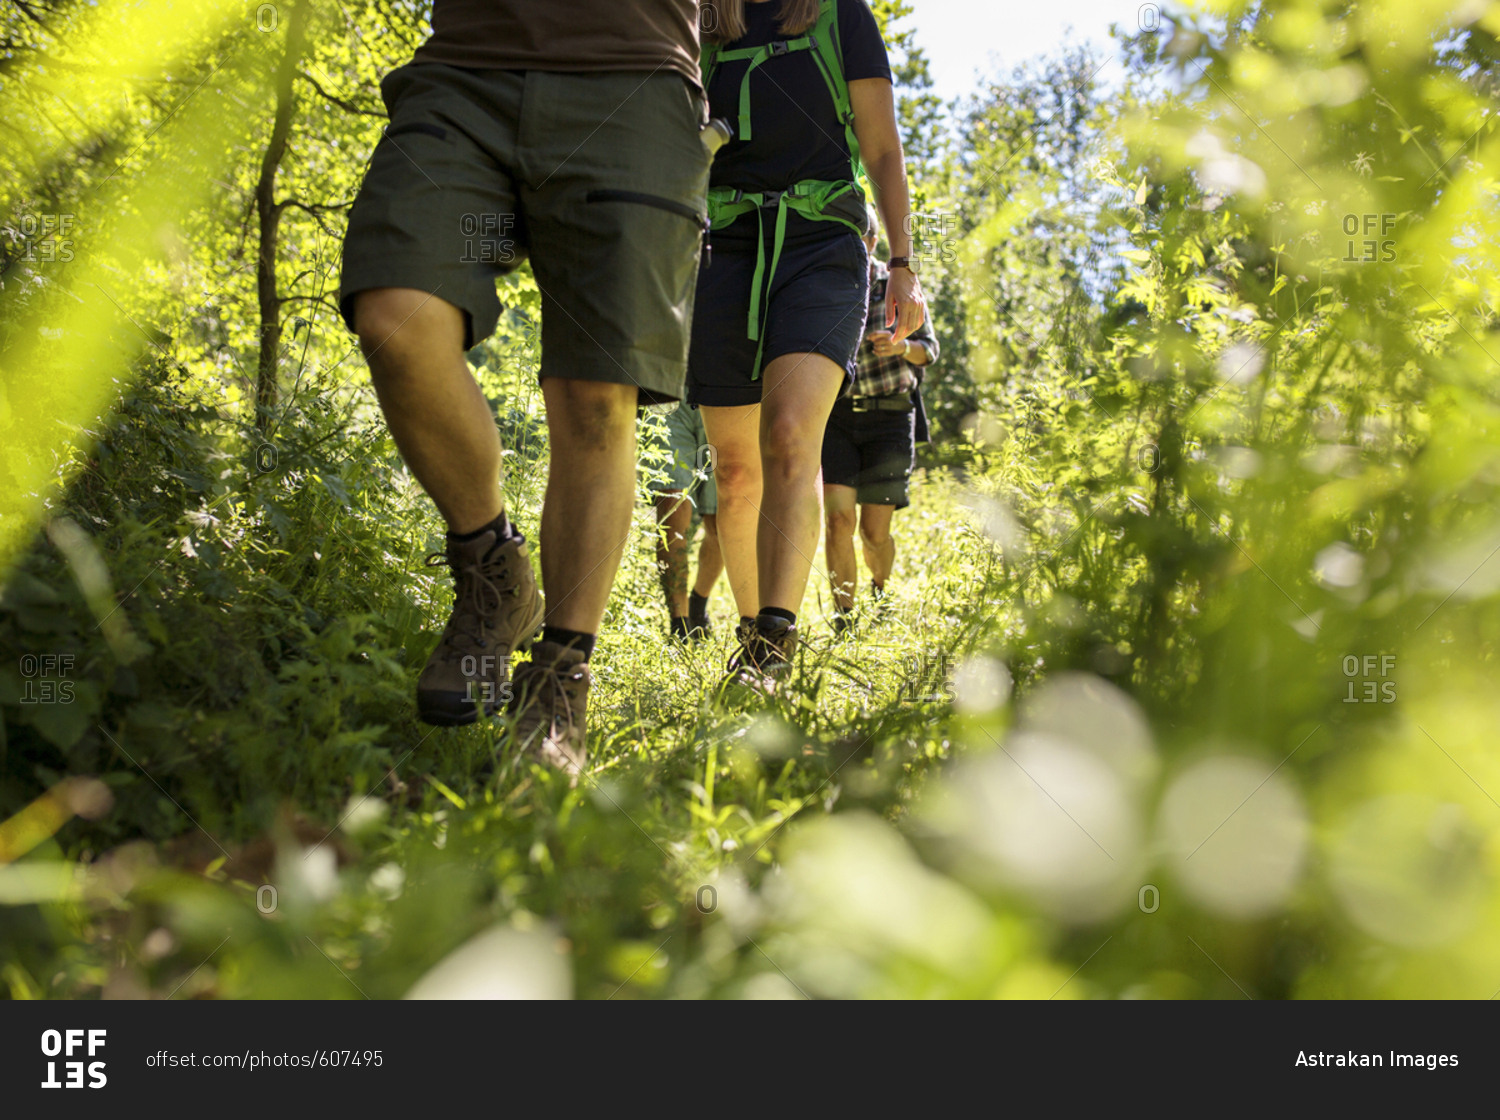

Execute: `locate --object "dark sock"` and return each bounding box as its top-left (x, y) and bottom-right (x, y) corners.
top-left (541, 626), bottom-right (595, 660)
top-left (688, 591), bottom-right (709, 619)
top-left (670, 616), bottom-right (691, 640)
top-left (870, 581), bottom-right (885, 599)
top-left (758, 607), bottom-right (796, 627)
top-left (449, 511), bottom-right (519, 544)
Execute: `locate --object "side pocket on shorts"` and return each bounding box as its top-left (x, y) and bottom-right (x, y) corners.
top-left (585, 189), bottom-right (705, 229)
top-left (384, 121), bottom-right (449, 142)
top-left (587, 189), bottom-right (711, 269)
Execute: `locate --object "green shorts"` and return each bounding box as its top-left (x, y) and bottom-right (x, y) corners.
top-left (340, 64), bottom-right (711, 404)
top-left (641, 403), bottom-right (717, 516)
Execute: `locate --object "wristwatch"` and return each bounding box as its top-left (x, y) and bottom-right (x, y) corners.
top-left (887, 255), bottom-right (917, 274)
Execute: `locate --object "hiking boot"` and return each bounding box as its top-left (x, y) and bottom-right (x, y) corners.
top-left (727, 617), bottom-right (756, 667)
top-left (416, 529), bottom-right (544, 726)
top-left (507, 640), bottom-right (590, 777)
top-left (831, 608), bottom-right (855, 638)
top-left (724, 615), bottom-right (798, 689)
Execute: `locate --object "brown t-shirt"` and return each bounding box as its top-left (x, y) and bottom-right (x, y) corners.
top-left (412, 1), bottom-right (702, 88)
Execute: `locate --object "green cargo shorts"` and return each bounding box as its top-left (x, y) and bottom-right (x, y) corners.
top-left (641, 403), bottom-right (717, 516)
top-left (340, 63), bottom-right (711, 404)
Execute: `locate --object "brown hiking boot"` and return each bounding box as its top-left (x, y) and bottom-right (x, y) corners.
top-left (724, 615), bottom-right (798, 690)
top-left (507, 640), bottom-right (590, 777)
top-left (416, 529), bottom-right (544, 726)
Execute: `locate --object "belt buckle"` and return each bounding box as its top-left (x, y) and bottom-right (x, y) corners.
top-left (768, 40), bottom-right (791, 56)
top-left (760, 190), bottom-right (783, 207)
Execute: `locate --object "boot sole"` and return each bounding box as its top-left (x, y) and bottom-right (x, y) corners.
top-left (416, 696), bottom-right (492, 727)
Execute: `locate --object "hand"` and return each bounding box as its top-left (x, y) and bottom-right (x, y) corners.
top-left (884, 266), bottom-right (927, 344)
top-left (868, 330), bottom-right (909, 358)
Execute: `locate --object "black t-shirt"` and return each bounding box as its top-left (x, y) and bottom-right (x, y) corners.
top-left (707, 0), bottom-right (890, 237)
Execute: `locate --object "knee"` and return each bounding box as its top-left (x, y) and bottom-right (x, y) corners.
top-left (860, 518), bottom-right (891, 548)
top-left (826, 508), bottom-right (857, 540)
top-left (353, 288), bottom-right (462, 382)
top-left (713, 456), bottom-right (758, 495)
top-left (761, 417), bottom-right (820, 480)
top-left (547, 379), bottom-right (637, 448)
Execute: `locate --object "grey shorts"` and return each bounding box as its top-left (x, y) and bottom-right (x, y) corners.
top-left (340, 64), bottom-right (711, 404)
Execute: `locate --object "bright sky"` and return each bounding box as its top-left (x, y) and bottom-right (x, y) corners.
top-left (909, 0), bottom-right (1146, 101)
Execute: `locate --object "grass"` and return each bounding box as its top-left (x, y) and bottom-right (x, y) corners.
top-left (0, 370), bottom-right (1030, 999)
top-left (7, 349), bottom-right (1500, 1001)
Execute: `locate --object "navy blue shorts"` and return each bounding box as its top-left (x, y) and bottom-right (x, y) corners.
top-left (686, 221), bottom-right (868, 407)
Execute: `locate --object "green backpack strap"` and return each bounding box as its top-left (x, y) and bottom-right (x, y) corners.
top-left (806, 0), bottom-right (863, 181)
top-left (705, 34), bottom-right (814, 143)
top-left (699, 38), bottom-right (722, 91)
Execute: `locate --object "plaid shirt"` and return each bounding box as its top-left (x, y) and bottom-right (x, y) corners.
top-left (850, 260), bottom-right (940, 399)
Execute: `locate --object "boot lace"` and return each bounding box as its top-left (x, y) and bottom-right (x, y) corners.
top-left (727, 624), bottom-right (789, 675)
top-left (424, 546), bottom-right (512, 662)
top-left (513, 657), bottom-right (579, 738)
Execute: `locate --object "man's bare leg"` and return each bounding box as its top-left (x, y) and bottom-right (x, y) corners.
top-left (354, 287), bottom-right (503, 532)
top-left (538, 378), bottom-right (640, 634)
top-left (356, 286), bottom-right (546, 727)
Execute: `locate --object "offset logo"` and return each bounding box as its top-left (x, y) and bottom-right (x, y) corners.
top-left (40, 1029), bottom-right (107, 1089)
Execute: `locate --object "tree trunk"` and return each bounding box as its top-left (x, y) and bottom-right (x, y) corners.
top-left (254, 0), bottom-right (309, 432)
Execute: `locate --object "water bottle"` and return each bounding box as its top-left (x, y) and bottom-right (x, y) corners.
top-left (701, 118), bottom-right (733, 155)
